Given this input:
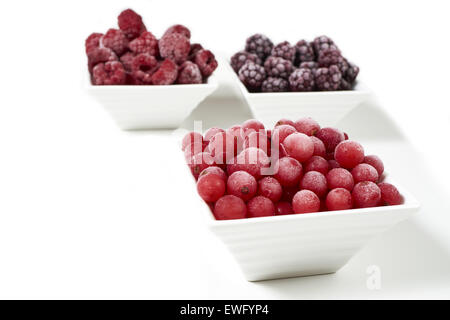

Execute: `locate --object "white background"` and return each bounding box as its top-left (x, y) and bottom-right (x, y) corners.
top-left (0, 0), bottom-right (449, 299)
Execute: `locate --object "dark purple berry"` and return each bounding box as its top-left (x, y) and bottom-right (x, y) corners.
top-left (317, 48), bottom-right (348, 74)
top-left (299, 61), bottom-right (318, 70)
top-left (271, 41), bottom-right (296, 63)
top-left (264, 56), bottom-right (294, 79)
top-left (344, 60), bottom-right (360, 83)
top-left (315, 65), bottom-right (342, 91)
top-left (312, 35), bottom-right (338, 55)
top-left (340, 78), bottom-right (352, 90)
top-left (289, 68), bottom-right (315, 91)
top-left (238, 62), bottom-right (266, 91)
top-left (230, 51), bottom-right (262, 73)
top-left (261, 77), bottom-right (289, 92)
top-left (295, 40), bottom-right (315, 65)
top-left (245, 34), bottom-right (274, 60)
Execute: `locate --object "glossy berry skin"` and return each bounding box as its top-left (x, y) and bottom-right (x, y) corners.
top-left (300, 171), bottom-right (328, 198)
top-left (294, 117), bottom-right (320, 136)
top-left (352, 163), bottom-right (379, 183)
top-left (326, 188), bottom-right (353, 211)
top-left (274, 157), bottom-right (303, 187)
top-left (214, 195), bottom-right (247, 220)
top-left (258, 177), bottom-right (283, 203)
top-left (292, 190), bottom-right (320, 214)
top-left (247, 196), bottom-right (275, 218)
top-left (364, 155), bottom-right (384, 177)
top-left (275, 202), bottom-right (294, 215)
top-left (304, 156), bottom-right (329, 175)
top-left (316, 127), bottom-right (345, 153)
top-left (188, 152), bottom-right (215, 178)
top-left (197, 173), bottom-right (226, 202)
top-left (378, 183), bottom-right (403, 205)
top-left (326, 168), bottom-right (354, 191)
top-left (198, 166), bottom-right (227, 182)
top-left (182, 132), bottom-right (203, 151)
top-left (283, 133), bottom-right (314, 162)
top-left (352, 181), bottom-right (381, 208)
top-left (310, 136), bottom-right (326, 158)
top-left (227, 171), bottom-right (257, 201)
top-left (334, 140), bottom-right (365, 169)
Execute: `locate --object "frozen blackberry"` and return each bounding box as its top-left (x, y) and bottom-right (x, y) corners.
top-left (264, 56), bottom-right (293, 79)
top-left (271, 41), bottom-right (296, 63)
top-left (295, 40), bottom-right (315, 65)
top-left (340, 78), bottom-right (352, 90)
top-left (299, 61), bottom-right (318, 70)
top-left (289, 68), bottom-right (315, 91)
top-left (315, 65), bottom-right (342, 91)
top-left (261, 77), bottom-right (289, 92)
top-left (344, 60), bottom-right (360, 83)
top-left (245, 34), bottom-right (273, 60)
top-left (238, 62), bottom-right (266, 91)
top-left (230, 51), bottom-right (262, 73)
top-left (317, 48), bottom-right (348, 74)
top-left (312, 35), bottom-right (338, 55)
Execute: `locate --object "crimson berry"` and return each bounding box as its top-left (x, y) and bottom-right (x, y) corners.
top-left (182, 131), bottom-right (203, 151)
top-left (197, 173), bottom-right (226, 202)
top-left (204, 127), bottom-right (225, 142)
top-left (195, 49), bottom-right (218, 78)
top-left (326, 188), bottom-right (353, 211)
top-left (258, 177), bottom-right (283, 203)
top-left (275, 202), bottom-right (294, 215)
top-left (199, 166), bottom-right (227, 182)
top-left (364, 155), bottom-right (384, 177)
top-left (129, 31), bottom-right (158, 56)
top-left (292, 190), bottom-right (320, 214)
top-left (118, 9), bottom-right (146, 40)
top-left (159, 33), bottom-right (190, 64)
top-left (352, 163), bottom-right (379, 183)
top-left (242, 119), bottom-right (265, 133)
top-left (300, 171), bottom-right (328, 198)
top-left (275, 119), bottom-right (295, 128)
top-left (334, 140), bottom-right (364, 169)
top-left (243, 131), bottom-right (270, 155)
top-left (214, 195), bottom-right (247, 220)
top-left (293, 117), bottom-right (320, 136)
top-left (378, 182), bottom-right (403, 205)
top-left (151, 59), bottom-right (178, 85)
top-left (189, 152), bottom-right (215, 178)
top-left (316, 127), bottom-right (345, 153)
top-left (328, 159), bottom-right (341, 169)
top-left (247, 196), bottom-right (275, 218)
top-left (184, 141), bottom-right (207, 162)
top-left (283, 132), bottom-right (314, 162)
top-left (304, 156), bottom-right (329, 175)
top-left (310, 136), bottom-right (326, 158)
top-left (352, 181), bottom-right (381, 208)
top-left (235, 147), bottom-right (271, 179)
top-left (326, 168), bottom-right (354, 191)
top-left (163, 24), bottom-right (191, 39)
top-left (227, 171), bottom-right (257, 201)
top-left (271, 125), bottom-right (296, 146)
top-left (274, 157), bottom-right (303, 187)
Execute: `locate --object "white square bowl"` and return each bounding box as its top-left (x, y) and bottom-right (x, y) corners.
top-left (230, 63), bottom-right (372, 128)
top-left (197, 173), bottom-right (419, 282)
top-left (86, 74), bottom-right (218, 130)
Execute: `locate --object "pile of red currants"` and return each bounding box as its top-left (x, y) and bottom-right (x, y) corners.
top-left (182, 118), bottom-right (403, 220)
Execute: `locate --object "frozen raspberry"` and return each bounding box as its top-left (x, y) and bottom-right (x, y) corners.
top-left (364, 155), bottom-right (384, 176)
top-left (316, 127), bottom-right (345, 153)
top-left (275, 119), bottom-right (295, 128)
top-left (230, 51), bottom-right (262, 73)
top-left (312, 35), bottom-right (338, 55)
top-left (176, 61), bottom-right (202, 84)
top-left (300, 171), bottom-right (328, 198)
top-left (247, 196), bottom-right (275, 218)
top-left (227, 171), bottom-right (257, 201)
top-left (119, 52), bottom-right (135, 72)
top-left (163, 24), bottom-right (191, 39)
top-left (314, 65), bottom-right (342, 91)
top-left (188, 43), bottom-right (203, 61)
top-left (304, 156), bottom-right (329, 175)
top-left (352, 181), bottom-right (381, 208)
top-left (194, 49), bottom-right (218, 78)
top-left (204, 127), bottom-right (225, 142)
top-left (326, 188), bottom-right (353, 211)
top-left (283, 133), bottom-right (314, 162)
top-left (151, 59), bottom-right (178, 85)
top-left (261, 77), bottom-right (289, 92)
top-left (292, 190), bottom-right (320, 214)
top-left (118, 9), bottom-right (146, 40)
top-left (197, 173), bottom-right (226, 202)
top-left (131, 53), bottom-right (158, 84)
top-left (85, 33), bottom-right (103, 54)
top-left (328, 160), bottom-right (340, 169)
top-left (327, 168), bottom-right (354, 191)
top-left (235, 147), bottom-right (270, 179)
top-left (378, 183), bottom-right (403, 206)
top-left (264, 56), bottom-right (293, 79)
top-left (92, 61), bottom-right (126, 85)
top-left (275, 202), bottom-right (294, 215)
top-left (214, 195), bottom-right (247, 220)
top-left (129, 31), bottom-right (158, 56)
top-left (345, 61), bottom-right (360, 83)
top-left (199, 166), bottom-right (227, 182)
top-left (245, 34), bottom-right (274, 60)
top-left (271, 41), bottom-right (296, 63)
top-left (274, 157), bottom-right (302, 187)
top-left (242, 119), bottom-right (265, 133)
top-left (258, 177), bottom-right (283, 203)
top-left (182, 131), bottom-right (203, 151)
top-left (311, 136), bottom-right (326, 158)
top-left (87, 47), bottom-right (117, 73)
top-left (101, 29), bottom-right (129, 56)
top-left (208, 132), bottom-right (238, 164)
top-left (289, 68), bottom-right (315, 91)
top-left (352, 163), bottom-right (379, 183)
top-left (335, 140), bottom-right (365, 169)
top-left (299, 61), bottom-right (318, 70)
top-left (239, 62), bottom-right (266, 91)
top-left (189, 152), bottom-right (215, 178)
top-left (159, 33), bottom-right (190, 64)
top-left (295, 40), bottom-right (315, 64)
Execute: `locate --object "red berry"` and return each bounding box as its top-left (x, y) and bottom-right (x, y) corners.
top-left (328, 159), bottom-right (341, 169)
top-left (304, 156), bottom-right (329, 175)
top-left (300, 171), bottom-right (328, 198)
top-left (159, 33), bottom-right (190, 64)
top-left (204, 127), bottom-right (225, 142)
top-left (235, 147), bottom-right (270, 179)
top-left (188, 152), bottom-right (215, 178)
top-left (87, 47), bottom-right (117, 73)
top-left (163, 24), bottom-right (191, 39)
top-left (120, 52), bottom-right (135, 72)
top-left (176, 61), bottom-right (202, 84)
top-left (352, 163), bottom-right (379, 183)
top-left (292, 190), bottom-right (320, 214)
top-left (293, 117), bottom-right (320, 136)
top-left (271, 125), bottom-right (296, 146)
top-left (364, 155), bottom-right (384, 177)
top-left (182, 131), bottom-right (203, 151)
top-left (214, 195), bottom-right (247, 220)
top-left (334, 140), bottom-right (364, 169)
top-left (101, 28), bottom-right (129, 56)
top-left (197, 173), bottom-right (225, 202)
top-left (243, 131), bottom-right (270, 155)
top-left (92, 61), bottom-right (126, 85)
top-left (242, 119), bottom-right (265, 133)
top-left (352, 181), bottom-right (381, 208)
top-left (316, 127), bottom-right (345, 153)
top-left (275, 118), bottom-right (295, 127)
top-left (274, 157), bottom-right (303, 187)
top-left (198, 166), bottom-right (227, 182)
top-left (326, 188), bottom-right (353, 211)
top-left (247, 196), bottom-right (275, 218)
top-left (188, 43), bottom-right (203, 61)
top-left (131, 53), bottom-right (158, 84)
top-left (275, 202), bottom-right (294, 215)
top-left (283, 133), bottom-right (314, 162)
top-left (194, 49), bottom-right (218, 78)
top-left (226, 125), bottom-right (245, 149)
top-left (85, 32), bottom-right (103, 54)
top-left (310, 136), bottom-right (326, 158)
top-left (281, 186), bottom-right (298, 202)
top-left (326, 168), bottom-right (354, 191)
top-left (208, 132), bottom-right (237, 164)
top-left (118, 9), bottom-right (146, 40)
top-left (227, 171), bottom-right (257, 201)
top-left (152, 59), bottom-right (179, 85)
top-left (184, 141), bottom-right (207, 162)
top-left (258, 177), bottom-right (282, 203)
top-left (129, 31), bottom-right (158, 56)
top-left (378, 182), bottom-right (403, 205)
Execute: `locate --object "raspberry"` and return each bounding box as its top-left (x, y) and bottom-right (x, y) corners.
top-left (247, 196), bottom-right (275, 218)
top-left (295, 40), bottom-right (315, 64)
top-left (311, 136), bottom-right (326, 158)
top-left (363, 155), bottom-right (384, 176)
top-left (300, 171), bottom-right (328, 198)
top-left (275, 202), bottom-right (294, 215)
top-left (199, 166), bottom-right (227, 182)
top-left (129, 31), bottom-right (158, 56)
top-left (288, 68), bottom-right (315, 91)
top-left (131, 53), bottom-right (158, 84)
top-left (118, 9), bottom-right (146, 40)
top-left (227, 171), bottom-right (257, 201)
top-left (345, 61), bottom-right (360, 83)
top-left (92, 61), bottom-right (126, 85)
top-left (274, 157), bottom-right (302, 187)
top-left (214, 195), bottom-right (247, 220)
top-left (292, 190), bottom-right (320, 214)
top-left (283, 133), bottom-right (314, 162)
top-left (120, 52), bottom-right (135, 72)
top-left (85, 33), bottom-right (103, 54)
top-left (101, 29), bottom-right (129, 56)
top-left (294, 117), bottom-right (320, 136)
top-left (245, 34), bottom-right (274, 60)
top-left (312, 35), bottom-right (338, 55)
top-left (318, 48), bottom-right (348, 74)
top-left (176, 61), bottom-right (202, 84)
top-left (316, 127), bottom-right (345, 153)
top-left (261, 77), bottom-right (289, 92)
top-left (182, 131), bottom-right (203, 151)
top-left (299, 61), bottom-right (318, 70)
top-left (163, 24), bottom-right (191, 39)
top-left (151, 59), bottom-right (178, 85)
top-left (188, 43), bottom-right (203, 61)
top-left (326, 188), bottom-right (353, 211)
top-left (238, 62), bottom-right (266, 91)
top-left (326, 168), bottom-right (354, 191)
top-left (352, 163), bottom-right (379, 183)
top-left (188, 152), bottom-right (215, 178)
top-left (197, 173), bottom-right (226, 202)
top-left (242, 119), bottom-right (265, 133)
top-left (235, 147), bottom-right (270, 179)
top-left (271, 41), bottom-right (296, 63)
top-left (258, 177), bottom-right (283, 203)
top-left (352, 181), bottom-right (381, 208)
top-left (378, 183), bottom-right (403, 206)
top-left (264, 56), bottom-right (293, 79)
top-left (204, 127), bottom-right (225, 142)
top-left (159, 33), bottom-right (190, 64)
top-left (230, 51), bottom-right (262, 73)
top-left (87, 47), bottom-right (117, 73)
top-left (314, 65), bottom-right (342, 91)
top-left (194, 49), bottom-right (218, 78)
top-left (334, 140), bottom-right (365, 169)
top-left (304, 156), bottom-right (329, 175)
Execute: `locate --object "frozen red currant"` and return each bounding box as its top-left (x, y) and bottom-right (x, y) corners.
top-left (204, 127), bottom-right (225, 142)
top-left (275, 119), bottom-right (295, 128)
top-left (364, 155), bottom-right (384, 177)
top-left (258, 176), bottom-right (283, 203)
top-left (378, 182), bottom-right (403, 205)
top-left (326, 188), bottom-right (353, 211)
top-left (184, 141), bottom-right (207, 161)
top-left (275, 202), bottom-right (294, 215)
top-left (235, 147), bottom-right (271, 179)
top-left (188, 152), bottom-right (215, 178)
top-left (352, 163), bottom-right (379, 183)
top-left (300, 171), bottom-right (328, 198)
top-left (227, 171), bottom-right (257, 201)
top-left (214, 195), bottom-right (247, 220)
top-left (182, 131), bottom-right (203, 151)
top-left (247, 196), bottom-right (275, 218)
top-left (271, 125), bottom-right (296, 146)
top-left (292, 190), bottom-right (320, 214)
top-left (226, 125), bottom-right (245, 153)
top-left (304, 156), bottom-right (329, 175)
top-left (208, 132), bottom-right (237, 165)
top-left (197, 173), bottom-right (226, 202)
top-left (328, 159), bottom-right (341, 169)
top-left (334, 140), bottom-right (364, 169)
top-left (316, 127), bottom-right (345, 153)
top-left (326, 168), bottom-right (354, 191)
top-left (352, 181), bottom-right (381, 208)
top-left (283, 132), bottom-right (314, 162)
top-left (293, 117), bottom-right (320, 136)
top-left (243, 131), bottom-right (270, 155)
top-left (242, 119), bottom-right (265, 133)
top-left (198, 166), bottom-right (227, 182)
top-left (310, 136), bottom-right (326, 158)
top-left (274, 157), bottom-right (303, 187)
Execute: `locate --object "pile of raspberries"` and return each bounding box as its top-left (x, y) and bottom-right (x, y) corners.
top-left (231, 34), bottom-right (359, 92)
top-left (85, 9), bottom-right (218, 85)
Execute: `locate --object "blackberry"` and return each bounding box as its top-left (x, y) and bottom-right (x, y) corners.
top-left (317, 48), bottom-right (348, 74)
top-left (261, 77), bottom-right (289, 92)
top-left (312, 35), bottom-right (338, 55)
top-left (238, 62), bottom-right (266, 91)
top-left (314, 65), bottom-right (342, 91)
top-left (245, 34), bottom-right (274, 61)
top-left (230, 51), bottom-right (262, 73)
top-left (295, 40), bottom-right (315, 65)
top-left (271, 41), bottom-right (296, 63)
top-left (289, 68), bottom-right (315, 92)
top-left (344, 60), bottom-right (360, 83)
top-left (340, 78), bottom-right (352, 90)
top-left (264, 56), bottom-right (294, 79)
top-left (299, 61), bottom-right (318, 70)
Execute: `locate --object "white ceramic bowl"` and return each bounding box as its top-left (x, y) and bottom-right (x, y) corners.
top-left (230, 63), bottom-right (371, 128)
top-left (197, 173), bottom-right (419, 282)
top-left (86, 73), bottom-right (218, 130)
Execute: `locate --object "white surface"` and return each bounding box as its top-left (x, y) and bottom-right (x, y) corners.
top-left (0, 0), bottom-right (449, 299)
